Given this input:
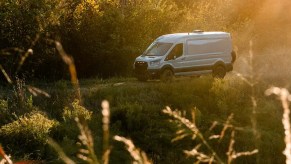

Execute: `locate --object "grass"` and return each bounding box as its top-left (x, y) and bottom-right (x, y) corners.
top-left (0, 75), bottom-right (287, 163)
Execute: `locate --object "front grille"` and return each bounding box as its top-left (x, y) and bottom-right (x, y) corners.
top-left (135, 61), bottom-right (148, 73)
top-left (134, 61), bottom-right (148, 70)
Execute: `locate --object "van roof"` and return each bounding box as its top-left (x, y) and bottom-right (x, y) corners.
top-left (156, 32), bottom-right (230, 43)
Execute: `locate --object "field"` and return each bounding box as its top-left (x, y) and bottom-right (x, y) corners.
top-left (0, 70), bottom-right (287, 163)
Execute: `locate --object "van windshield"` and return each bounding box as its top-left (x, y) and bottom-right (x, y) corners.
top-left (143, 42), bottom-right (173, 56)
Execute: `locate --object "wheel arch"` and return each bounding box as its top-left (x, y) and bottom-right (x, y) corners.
top-left (212, 61), bottom-right (226, 69)
top-left (161, 65), bottom-right (174, 73)
top-left (231, 51), bottom-right (237, 63)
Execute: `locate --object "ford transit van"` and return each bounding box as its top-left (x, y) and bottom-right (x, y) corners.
top-left (133, 31), bottom-right (236, 81)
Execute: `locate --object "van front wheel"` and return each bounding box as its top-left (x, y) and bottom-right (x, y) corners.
top-left (212, 65), bottom-right (226, 79)
top-left (160, 69), bottom-right (174, 82)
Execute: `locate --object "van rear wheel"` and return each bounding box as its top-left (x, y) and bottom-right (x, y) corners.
top-left (212, 65), bottom-right (226, 79)
top-left (160, 69), bottom-right (174, 82)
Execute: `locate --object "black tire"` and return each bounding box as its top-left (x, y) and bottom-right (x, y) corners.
top-left (160, 69), bottom-right (174, 82)
top-left (212, 65), bottom-right (226, 79)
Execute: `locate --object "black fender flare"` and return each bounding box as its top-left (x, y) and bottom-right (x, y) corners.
top-left (212, 61), bottom-right (226, 70)
top-left (161, 65), bottom-right (174, 74)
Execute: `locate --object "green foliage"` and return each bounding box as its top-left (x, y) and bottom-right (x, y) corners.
top-left (0, 111), bottom-right (58, 143)
top-left (0, 76), bottom-right (287, 163)
top-left (0, 0), bottom-right (288, 81)
top-left (59, 0), bottom-right (183, 78)
top-left (0, 99), bottom-right (8, 113)
top-left (63, 99), bottom-right (93, 121)
top-left (0, 0), bottom-right (65, 80)
top-left (0, 99), bottom-right (11, 125)
top-left (210, 77), bottom-right (249, 115)
top-left (0, 111), bottom-right (59, 158)
top-left (81, 77), bottom-right (284, 163)
top-left (8, 78), bottom-right (39, 116)
top-left (32, 80), bottom-right (75, 120)
top-left (49, 99), bottom-right (94, 162)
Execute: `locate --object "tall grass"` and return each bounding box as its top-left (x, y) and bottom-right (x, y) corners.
top-left (163, 107), bottom-right (258, 164)
top-left (0, 72), bottom-right (286, 163)
top-left (48, 100), bottom-right (151, 164)
top-left (234, 40), bottom-right (261, 163)
top-left (266, 87), bottom-right (291, 164)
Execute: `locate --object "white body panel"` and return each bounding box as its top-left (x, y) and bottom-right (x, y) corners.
top-left (134, 31), bottom-right (234, 78)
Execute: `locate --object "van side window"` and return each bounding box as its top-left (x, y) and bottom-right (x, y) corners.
top-left (166, 43), bottom-right (183, 60)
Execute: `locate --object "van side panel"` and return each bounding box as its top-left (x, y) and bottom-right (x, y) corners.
top-left (182, 37), bottom-right (232, 69)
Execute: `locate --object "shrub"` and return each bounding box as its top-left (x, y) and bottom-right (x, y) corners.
top-left (0, 99), bottom-right (13, 126)
top-left (63, 100), bottom-right (93, 122)
top-left (32, 80), bottom-right (75, 120)
top-left (0, 111), bottom-right (59, 158)
top-left (7, 78), bottom-right (39, 116)
top-left (210, 77), bottom-right (250, 119)
top-left (55, 100), bottom-right (93, 153)
top-left (0, 99), bottom-right (7, 110)
top-left (0, 99), bottom-right (8, 116)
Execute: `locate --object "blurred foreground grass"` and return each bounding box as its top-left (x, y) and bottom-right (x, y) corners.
top-left (0, 75), bottom-right (286, 163)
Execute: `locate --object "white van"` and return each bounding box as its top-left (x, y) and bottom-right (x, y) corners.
top-left (133, 31), bottom-right (236, 81)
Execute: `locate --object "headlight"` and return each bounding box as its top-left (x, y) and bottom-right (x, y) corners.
top-left (150, 60), bottom-right (161, 66)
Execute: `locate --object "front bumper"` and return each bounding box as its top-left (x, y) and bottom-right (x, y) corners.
top-left (134, 68), bottom-right (160, 79)
top-left (134, 61), bottom-right (160, 79)
top-left (147, 69), bottom-right (160, 78)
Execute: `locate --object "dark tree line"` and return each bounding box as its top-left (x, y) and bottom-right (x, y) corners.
top-left (1, 0), bottom-right (286, 82)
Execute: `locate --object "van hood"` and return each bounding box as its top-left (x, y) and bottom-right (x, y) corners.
top-left (135, 55), bottom-right (163, 62)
